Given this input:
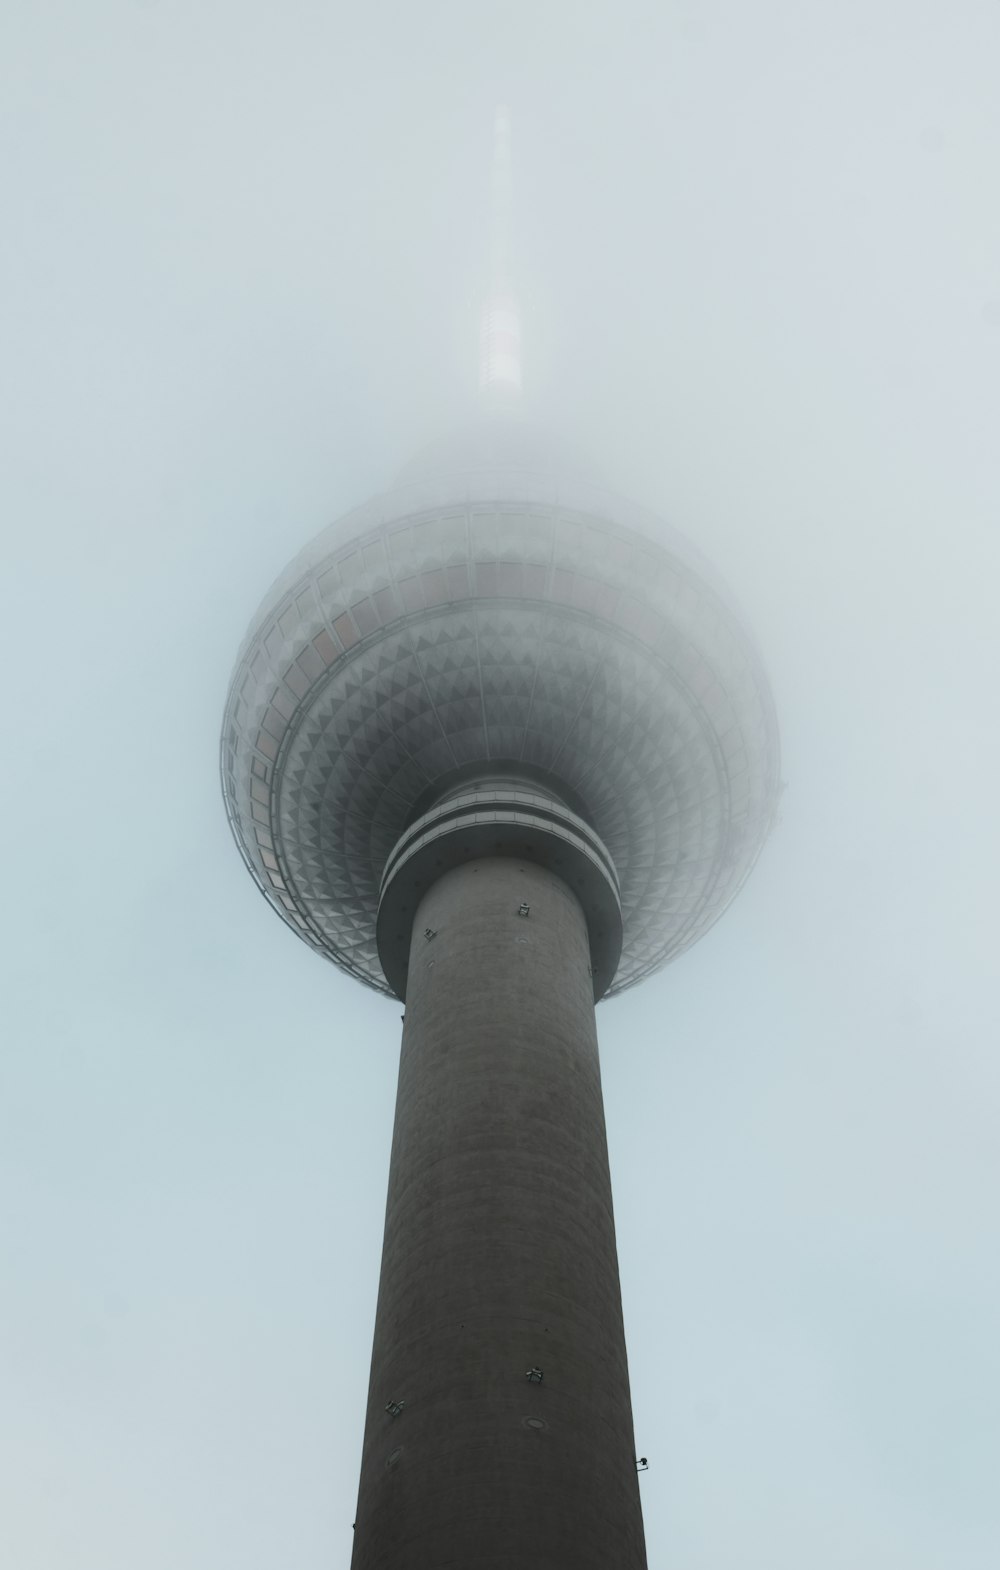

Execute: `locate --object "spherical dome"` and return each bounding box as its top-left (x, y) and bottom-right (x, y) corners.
top-left (221, 422), bottom-right (780, 997)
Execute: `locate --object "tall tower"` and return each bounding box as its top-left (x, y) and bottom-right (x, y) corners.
top-left (221, 112), bottom-right (779, 1570)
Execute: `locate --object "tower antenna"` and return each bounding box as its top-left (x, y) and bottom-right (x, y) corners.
top-left (479, 105), bottom-right (522, 395)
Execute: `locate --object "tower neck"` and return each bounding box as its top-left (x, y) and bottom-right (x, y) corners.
top-left (479, 105), bottom-right (522, 396)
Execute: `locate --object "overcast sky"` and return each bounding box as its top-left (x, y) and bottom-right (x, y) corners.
top-left (2, 3), bottom-right (999, 1567)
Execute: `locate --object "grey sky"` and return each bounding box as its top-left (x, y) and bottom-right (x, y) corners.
top-left (2, 2), bottom-right (998, 1567)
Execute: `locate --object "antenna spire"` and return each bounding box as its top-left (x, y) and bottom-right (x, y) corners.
top-left (479, 106), bottom-right (522, 395)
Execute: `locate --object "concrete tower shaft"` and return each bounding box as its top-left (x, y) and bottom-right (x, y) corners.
top-left (351, 856), bottom-right (646, 1570)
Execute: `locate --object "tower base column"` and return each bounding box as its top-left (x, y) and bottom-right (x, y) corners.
top-left (351, 856), bottom-right (647, 1570)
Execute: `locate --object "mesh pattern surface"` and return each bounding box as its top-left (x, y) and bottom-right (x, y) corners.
top-left (221, 477), bottom-right (779, 996)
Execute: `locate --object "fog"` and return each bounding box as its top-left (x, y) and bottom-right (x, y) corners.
top-left (2, 3), bottom-right (998, 1567)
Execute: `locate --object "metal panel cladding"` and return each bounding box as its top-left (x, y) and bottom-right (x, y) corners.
top-left (221, 452), bottom-right (780, 997)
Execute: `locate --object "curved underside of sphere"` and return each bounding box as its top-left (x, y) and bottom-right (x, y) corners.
top-left (221, 439), bottom-right (780, 997)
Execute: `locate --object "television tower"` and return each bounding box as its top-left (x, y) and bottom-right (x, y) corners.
top-left (221, 109), bottom-right (779, 1570)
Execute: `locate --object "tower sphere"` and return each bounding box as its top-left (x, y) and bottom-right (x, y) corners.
top-left (221, 417), bottom-right (780, 999)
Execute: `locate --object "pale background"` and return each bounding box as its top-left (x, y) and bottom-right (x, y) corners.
top-left (2, 3), bottom-right (998, 1567)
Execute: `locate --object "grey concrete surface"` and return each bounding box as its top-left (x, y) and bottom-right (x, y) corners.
top-left (375, 775), bottom-right (623, 1002)
top-left (351, 857), bottom-right (646, 1569)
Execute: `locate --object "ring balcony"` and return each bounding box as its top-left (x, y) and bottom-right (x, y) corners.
top-left (376, 775), bottom-right (623, 1002)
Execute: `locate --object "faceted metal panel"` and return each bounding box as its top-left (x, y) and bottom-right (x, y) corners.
top-left (221, 460), bottom-right (780, 996)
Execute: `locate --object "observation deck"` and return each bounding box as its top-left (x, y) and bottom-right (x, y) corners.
top-left (220, 420), bottom-right (780, 998)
